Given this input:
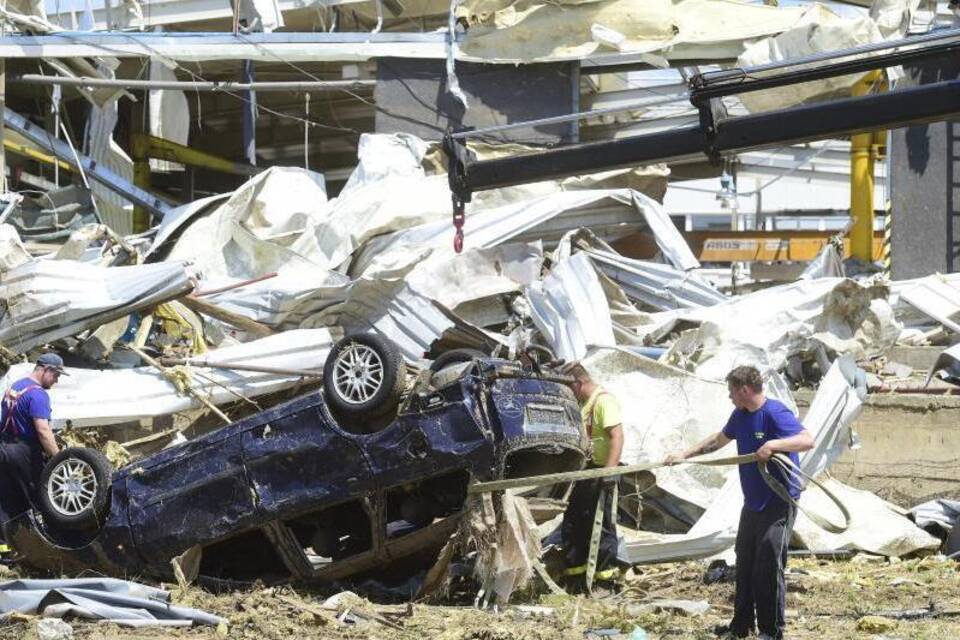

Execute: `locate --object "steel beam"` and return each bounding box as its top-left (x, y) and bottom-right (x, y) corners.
top-left (451, 79), bottom-right (960, 198)
top-left (4, 108), bottom-right (172, 218)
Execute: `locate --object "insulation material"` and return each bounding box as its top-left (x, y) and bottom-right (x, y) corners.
top-left (657, 278), bottom-right (899, 380)
top-left (526, 253), bottom-right (616, 362)
top-left (458, 0), bottom-right (805, 63)
top-left (0, 260), bottom-right (193, 355)
top-left (148, 61), bottom-right (190, 173)
top-left (736, 4), bottom-right (884, 113)
top-left (0, 329), bottom-right (334, 429)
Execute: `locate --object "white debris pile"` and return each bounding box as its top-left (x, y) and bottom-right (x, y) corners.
top-left (0, 129), bottom-right (953, 564)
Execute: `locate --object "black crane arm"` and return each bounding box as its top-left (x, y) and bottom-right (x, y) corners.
top-left (443, 28), bottom-right (960, 204)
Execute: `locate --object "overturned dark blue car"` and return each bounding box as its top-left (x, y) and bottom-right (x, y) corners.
top-left (6, 335), bottom-right (588, 582)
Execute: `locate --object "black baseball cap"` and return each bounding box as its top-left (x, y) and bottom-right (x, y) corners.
top-left (36, 353), bottom-right (69, 375)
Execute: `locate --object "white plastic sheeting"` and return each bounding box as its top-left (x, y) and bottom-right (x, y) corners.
top-left (910, 498), bottom-right (960, 533)
top-left (0, 260), bottom-right (193, 354)
top-left (0, 578), bottom-right (224, 626)
top-left (0, 329), bottom-right (333, 429)
top-left (799, 243), bottom-right (845, 281)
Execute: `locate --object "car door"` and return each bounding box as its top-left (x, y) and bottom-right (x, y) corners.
top-left (362, 386), bottom-right (495, 485)
top-left (240, 394), bottom-right (374, 521)
top-left (126, 425), bottom-right (256, 565)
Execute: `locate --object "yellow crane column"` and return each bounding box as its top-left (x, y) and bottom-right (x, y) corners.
top-left (850, 71), bottom-right (885, 262)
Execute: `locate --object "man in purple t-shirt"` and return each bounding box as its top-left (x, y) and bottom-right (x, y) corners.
top-left (665, 365), bottom-right (814, 640)
top-left (0, 353), bottom-right (65, 525)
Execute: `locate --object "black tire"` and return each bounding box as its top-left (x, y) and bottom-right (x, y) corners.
top-left (428, 348), bottom-right (487, 373)
top-left (323, 333), bottom-right (406, 419)
top-left (38, 447), bottom-right (112, 532)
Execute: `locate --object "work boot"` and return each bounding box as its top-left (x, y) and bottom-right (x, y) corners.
top-left (713, 623), bottom-right (750, 639)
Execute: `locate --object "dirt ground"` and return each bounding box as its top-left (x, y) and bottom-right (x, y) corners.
top-left (3, 555), bottom-right (958, 640)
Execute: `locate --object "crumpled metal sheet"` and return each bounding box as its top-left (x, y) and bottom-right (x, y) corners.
top-left (899, 274), bottom-right (960, 334)
top-left (0, 259), bottom-right (193, 355)
top-left (800, 243), bottom-right (845, 280)
top-left (350, 188), bottom-right (697, 278)
top-left (910, 498), bottom-right (960, 534)
top-left (526, 253), bottom-right (616, 362)
top-left (0, 223), bottom-right (31, 273)
top-left (301, 269), bottom-right (493, 361)
top-left (0, 329), bottom-right (333, 429)
top-left (580, 247), bottom-right (725, 311)
top-left (0, 578), bottom-right (224, 626)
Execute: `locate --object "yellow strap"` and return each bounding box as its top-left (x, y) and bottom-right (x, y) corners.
top-left (469, 452), bottom-right (851, 533)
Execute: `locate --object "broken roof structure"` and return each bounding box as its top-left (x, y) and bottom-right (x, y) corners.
top-left (0, 0), bottom-right (958, 602)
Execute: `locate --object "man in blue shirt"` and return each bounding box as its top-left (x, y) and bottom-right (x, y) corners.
top-left (665, 365), bottom-right (814, 640)
top-left (0, 353), bottom-right (65, 526)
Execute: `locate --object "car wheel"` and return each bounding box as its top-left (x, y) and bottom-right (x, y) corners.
top-left (38, 447), bottom-right (112, 532)
top-left (323, 333), bottom-right (406, 419)
top-left (428, 348), bottom-right (487, 373)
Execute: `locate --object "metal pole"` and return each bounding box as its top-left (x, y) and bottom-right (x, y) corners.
top-left (8, 74), bottom-right (376, 92)
top-left (52, 84), bottom-right (61, 185)
top-left (0, 58), bottom-right (5, 193)
top-left (242, 59), bottom-right (256, 166)
top-left (160, 357), bottom-right (323, 378)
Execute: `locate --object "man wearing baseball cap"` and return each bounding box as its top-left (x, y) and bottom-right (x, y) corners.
top-left (0, 352), bottom-right (65, 526)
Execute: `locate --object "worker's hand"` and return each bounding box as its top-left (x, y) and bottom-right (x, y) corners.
top-left (756, 442), bottom-right (776, 462)
top-left (663, 452), bottom-right (685, 466)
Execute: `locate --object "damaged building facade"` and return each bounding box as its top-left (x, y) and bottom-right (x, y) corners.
top-left (0, 0), bottom-right (959, 635)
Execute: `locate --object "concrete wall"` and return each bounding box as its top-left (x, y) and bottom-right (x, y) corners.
top-left (798, 391), bottom-right (960, 507)
top-left (889, 53), bottom-right (960, 280)
top-left (374, 58), bottom-right (578, 144)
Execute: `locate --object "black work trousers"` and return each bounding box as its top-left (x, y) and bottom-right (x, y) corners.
top-left (730, 498), bottom-right (797, 640)
top-left (561, 475), bottom-right (618, 572)
top-left (0, 438), bottom-right (44, 526)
